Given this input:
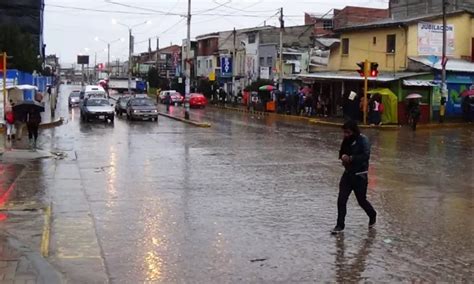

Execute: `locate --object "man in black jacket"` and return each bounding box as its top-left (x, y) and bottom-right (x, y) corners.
top-left (332, 120), bottom-right (377, 234)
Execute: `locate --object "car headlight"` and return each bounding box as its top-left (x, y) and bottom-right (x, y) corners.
top-left (152, 110), bottom-right (158, 113)
top-left (133, 110), bottom-right (139, 113)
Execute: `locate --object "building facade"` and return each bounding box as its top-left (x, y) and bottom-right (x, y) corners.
top-left (390, 0), bottom-right (474, 19)
top-left (0, 0), bottom-right (45, 58)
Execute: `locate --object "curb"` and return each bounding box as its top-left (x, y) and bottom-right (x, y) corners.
top-left (40, 117), bottom-right (64, 129)
top-left (0, 118), bottom-right (64, 133)
top-left (415, 122), bottom-right (474, 129)
top-left (6, 235), bottom-right (65, 284)
top-left (210, 105), bottom-right (270, 117)
top-left (309, 119), bottom-right (401, 130)
top-left (158, 112), bottom-right (211, 128)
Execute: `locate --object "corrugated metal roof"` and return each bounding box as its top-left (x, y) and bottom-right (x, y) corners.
top-left (409, 56), bottom-right (474, 73)
top-left (336, 10), bottom-right (473, 32)
top-left (314, 38), bottom-right (340, 48)
top-left (298, 71), bottom-right (427, 82)
top-left (403, 80), bottom-right (438, 87)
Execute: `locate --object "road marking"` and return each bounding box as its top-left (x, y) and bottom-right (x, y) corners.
top-left (41, 203), bottom-right (52, 257)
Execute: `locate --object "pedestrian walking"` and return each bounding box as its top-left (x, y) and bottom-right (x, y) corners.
top-left (332, 120), bottom-right (377, 234)
top-left (407, 99), bottom-right (421, 130)
top-left (461, 96), bottom-right (471, 122)
top-left (5, 106), bottom-right (16, 140)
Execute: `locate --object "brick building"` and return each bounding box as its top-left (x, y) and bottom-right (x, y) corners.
top-left (305, 6), bottom-right (389, 36)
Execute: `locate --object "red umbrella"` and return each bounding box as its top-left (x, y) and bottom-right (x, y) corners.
top-left (301, 86), bottom-right (311, 95)
top-left (460, 89), bottom-right (474, 97)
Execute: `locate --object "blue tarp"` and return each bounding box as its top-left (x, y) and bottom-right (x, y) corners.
top-left (1, 69), bottom-right (52, 100)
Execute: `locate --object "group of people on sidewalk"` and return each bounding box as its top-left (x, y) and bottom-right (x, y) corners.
top-left (4, 92), bottom-right (43, 150)
top-left (275, 89), bottom-right (332, 117)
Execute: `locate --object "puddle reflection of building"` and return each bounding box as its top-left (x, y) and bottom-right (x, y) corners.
top-left (334, 229), bottom-right (376, 282)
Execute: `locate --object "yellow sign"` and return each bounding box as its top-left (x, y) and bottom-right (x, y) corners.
top-left (209, 71), bottom-right (215, 81)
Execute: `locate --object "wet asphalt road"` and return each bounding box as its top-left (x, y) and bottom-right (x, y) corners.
top-left (10, 85), bottom-right (474, 282)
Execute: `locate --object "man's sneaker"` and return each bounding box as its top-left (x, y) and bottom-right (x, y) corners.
top-left (369, 216), bottom-right (377, 228)
top-left (331, 226), bottom-right (344, 235)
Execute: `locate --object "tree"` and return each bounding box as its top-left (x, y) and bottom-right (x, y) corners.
top-left (197, 78), bottom-right (219, 98)
top-left (147, 67), bottom-right (170, 90)
top-left (0, 25), bottom-right (40, 73)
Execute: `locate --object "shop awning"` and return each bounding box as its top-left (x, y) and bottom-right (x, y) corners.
top-left (403, 80), bottom-right (438, 87)
top-left (409, 56), bottom-right (474, 73)
top-left (298, 71), bottom-right (427, 82)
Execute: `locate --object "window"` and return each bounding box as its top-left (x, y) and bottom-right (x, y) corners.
top-left (387, 34), bottom-right (396, 53)
top-left (259, 57), bottom-right (265, 66)
top-left (373, 37), bottom-right (377, 45)
top-left (197, 60), bottom-right (201, 69)
top-left (206, 60), bottom-right (209, 69)
top-left (248, 33), bottom-right (256, 44)
top-left (323, 20), bottom-right (333, 30)
top-left (267, 57), bottom-right (273, 67)
top-left (341, 38), bottom-right (349, 55)
top-left (209, 60), bottom-right (213, 69)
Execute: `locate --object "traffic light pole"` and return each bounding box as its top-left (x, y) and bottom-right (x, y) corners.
top-left (363, 59), bottom-right (369, 125)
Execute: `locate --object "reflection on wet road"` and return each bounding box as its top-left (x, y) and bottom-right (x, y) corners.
top-left (41, 85), bottom-right (474, 282)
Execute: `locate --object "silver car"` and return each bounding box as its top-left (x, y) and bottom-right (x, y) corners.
top-left (80, 98), bottom-right (115, 123)
top-left (68, 91), bottom-right (81, 107)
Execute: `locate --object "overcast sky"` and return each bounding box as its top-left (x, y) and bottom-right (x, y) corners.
top-left (44, 0), bottom-right (388, 66)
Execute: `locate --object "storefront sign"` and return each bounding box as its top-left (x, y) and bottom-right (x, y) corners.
top-left (418, 22), bottom-right (455, 56)
top-left (260, 67), bottom-right (270, 79)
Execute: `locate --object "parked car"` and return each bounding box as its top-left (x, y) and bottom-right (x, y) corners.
top-left (68, 90), bottom-right (81, 108)
top-left (115, 95), bottom-right (131, 116)
top-left (80, 98), bottom-right (114, 123)
top-left (188, 93), bottom-right (208, 108)
top-left (126, 97), bottom-right (158, 121)
top-left (159, 90), bottom-right (184, 105)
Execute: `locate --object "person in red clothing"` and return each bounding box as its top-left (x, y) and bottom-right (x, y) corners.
top-left (5, 107), bottom-right (16, 140)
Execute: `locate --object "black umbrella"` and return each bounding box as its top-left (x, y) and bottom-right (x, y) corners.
top-left (13, 100), bottom-right (45, 121)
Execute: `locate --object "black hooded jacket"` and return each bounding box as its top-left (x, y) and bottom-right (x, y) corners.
top-left (339, 134), bottom-right (371, 174)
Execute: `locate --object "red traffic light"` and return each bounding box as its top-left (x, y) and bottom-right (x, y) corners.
top-left (357, 62), bottom-right (365, 77)
top-left (370, 62), bottom-right (379, 77)
top-left (97, 63), bottom-right (104, 70)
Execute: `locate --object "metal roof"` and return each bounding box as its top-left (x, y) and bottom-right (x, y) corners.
top-left (314, 38), bottom-right (340, 48)
top-left (298, 71), bottom-right (427, 82)
top-left (409, 56), bottom-right (474, 73)
top-left (336, 10), bottom-right (473, 32)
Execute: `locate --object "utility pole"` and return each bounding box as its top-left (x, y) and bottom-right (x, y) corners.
top-left (94, 52), bottom-right (97, 81)
top-left (184, 0), bottom-right (192, 120)
top-left (156, 37), bottom-right (160, 69)
top-left (441, 0), bottom-right (448, 101)
top-left (279, 7), bottom-right (284, 92)
top-left (107, 43), bottom-right (111, 77)
top-left (128, 28), bottom-right (133, 94)
top-left (232, 28), bottom-right (237, 100)
top-left (363, 59), bottom-right (369, 125)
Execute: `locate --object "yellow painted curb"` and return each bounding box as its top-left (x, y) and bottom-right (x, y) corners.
top-left (309, 119), bottom-right (401, 131)
top-left (40, 204), bottom-right (52, 257)
top-left (158, 112), bottom-right (211, 128)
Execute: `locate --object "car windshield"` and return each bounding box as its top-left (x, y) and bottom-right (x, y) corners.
top-left (86, 99), bottom-right (109, 106)
top-left (70, 92), bottom-right (80, 97)
top-left (131, 98), bottom-right (154, 106)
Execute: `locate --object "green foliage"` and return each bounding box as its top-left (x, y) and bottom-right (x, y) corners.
top-left (245, 79), bottom-right (274, 92)
top-left (147, 67), bottom-right (169, 90)
top-left (450, 85), bottom-right (468, 104)
top-left (197, 78), bottom-right (218, 98)
top-left (0, 25), bottom-right (40, 73)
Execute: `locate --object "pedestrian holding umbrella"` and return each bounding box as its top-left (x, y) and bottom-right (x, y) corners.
top-left (13, 100), bottom-right (44, 150)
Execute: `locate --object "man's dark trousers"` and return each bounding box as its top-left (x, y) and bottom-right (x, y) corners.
top-left (337, 172), bottom-right (376, 229)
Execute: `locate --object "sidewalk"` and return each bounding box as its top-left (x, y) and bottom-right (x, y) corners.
top-left (209, 104), bottom-right (474, 130)
top-left (0, 235), bottom-right (63, 284)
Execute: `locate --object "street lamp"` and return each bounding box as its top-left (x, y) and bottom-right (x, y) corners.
top-left (95, 36), bottom-right (124, 77)
top-left (112, 19), bottom-right (152, 94)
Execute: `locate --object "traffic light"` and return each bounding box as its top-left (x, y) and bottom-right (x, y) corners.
top-left (97, 63), bottom-right (104, 71)
top-left (357, 62), bottom-right (365, 77)
top-left (370, 62), bottom-right (379, 77)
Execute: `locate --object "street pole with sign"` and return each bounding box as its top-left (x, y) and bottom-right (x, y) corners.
top-left (184, 0), bottom-right (192, 120)
top-left (2, 52), bottom-right (6, 123)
